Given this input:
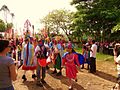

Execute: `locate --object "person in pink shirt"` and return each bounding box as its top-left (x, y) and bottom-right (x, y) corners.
top-left (62, 43), bottom-right (80, 90)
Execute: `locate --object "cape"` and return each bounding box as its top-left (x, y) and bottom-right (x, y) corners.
top-left (62, 52), bottom-right (89, 65)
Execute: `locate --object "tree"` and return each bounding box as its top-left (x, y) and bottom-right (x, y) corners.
top-left (41, 9), bottom-right (74, 40)
top-left (6, 23), bottom-right (13, 30)
top-left (71, 0), bottom-right (120, 41)
top-left (0, 19), bottom-right (6, 32)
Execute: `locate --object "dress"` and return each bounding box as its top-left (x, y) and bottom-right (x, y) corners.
top-left (62, 53), bottom-right (80, 79)
top-left (22, 43), bottom-right (36, 70)
top-left (54, 53), bottom-right (61, 70)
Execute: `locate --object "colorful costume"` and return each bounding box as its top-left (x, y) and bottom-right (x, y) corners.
top-left (35, 41), bottom-right (47, 86)
top-left (62, 53), bottom-right (80, 79)
top-left (22, 43), bottom-right (36, 70)
top-left (50, 43), bottom-right (62, 76)
top-left (54, 53), bottom-right (61, 70)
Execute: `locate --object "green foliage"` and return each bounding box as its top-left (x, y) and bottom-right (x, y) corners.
top-left (75, 48), bottom-right (114, 62)
top-left (97, 53), bottom-right (113, 62)
top-left (0, 19), bottom-right (13, 32)
top-left (41, 9), bottom-right (74, 40)
top-left (109, 30), bottom-right (120, 41)
top-left (71, 0), bottom-right (120, 41)
top-left (0, 19), bottom-right (6, 32)
top-left (6, 23), bottom-right (13, 30)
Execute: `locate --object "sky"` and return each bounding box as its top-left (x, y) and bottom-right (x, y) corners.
top-left (0, 0), bottom-right (76, 33)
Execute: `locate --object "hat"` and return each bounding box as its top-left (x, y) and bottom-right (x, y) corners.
top-left (65, 43), bottom-right (73, 49)
top-left (38, 39), bottom-right (44, 46)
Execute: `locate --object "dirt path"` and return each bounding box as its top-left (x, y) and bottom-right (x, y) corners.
top-left (13, 60), bottom-right (117, 90)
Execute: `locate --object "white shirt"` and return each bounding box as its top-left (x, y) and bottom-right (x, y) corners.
top-left (116, 55), bottom-right (120, 74)
top-left (35, 45), bottom-right (40, 55)
top-left (90, 44), bottom-right (97, 58)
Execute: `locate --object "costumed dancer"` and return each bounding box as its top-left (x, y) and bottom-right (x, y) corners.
top-left (17, 42), bottom-right (22, 61)
top-left (62, 42), bottom-right (80, 90)
top-left (35, 39), bottom-right (47, 87)
top-left (51, 40), bottom-right (62, 76)
top-left (22, 38), bottom-right (37, 81)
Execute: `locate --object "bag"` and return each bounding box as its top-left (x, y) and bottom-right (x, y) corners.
top-left (38, 58), bottom-right (47, 67)
top-left (46, 56), bottom-right (51, 63)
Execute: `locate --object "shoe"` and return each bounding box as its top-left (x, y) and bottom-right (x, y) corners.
top-left (41, 79), bottom-right (46, 84)
top-left (32, 74), bottom-right (37, 79)
top-left (68, 86), bottom-right (73, 90)
top-left (75, 79), bottom-right (77, 82)
top-left (87, 67), bottom-right (89, 70)
top-left (46, 66), bottom-right (50, 70)
top-left (87, 65), bottom-right (89, 70)
top-left (56, 72), bottom-right (62, 76)
top-left (52, 70), bottom-right (57, 74)
top-left (81, 65), bottom-right (84, 69)
top-left (36, 81), bottom-right (43, 87)
top-left (22, 75), bottom-right (27, 81)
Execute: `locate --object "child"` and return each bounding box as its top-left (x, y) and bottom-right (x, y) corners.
top-left (62, 43), bottom-right (80, 90)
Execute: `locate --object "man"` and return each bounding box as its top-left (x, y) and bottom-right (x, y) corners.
top-left (35, 39), bottom-right (47, 87)
top-left (89, 40), bottom-right (97, 73)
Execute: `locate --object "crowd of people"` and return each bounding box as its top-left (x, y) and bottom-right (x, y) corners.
top-left (0, 34), bottom-right (99, 90)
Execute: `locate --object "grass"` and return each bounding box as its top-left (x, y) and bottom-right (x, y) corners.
top-left (75, 48), bottom-right (114, 62)
top-left (97, 53), bottom-right (114, 62)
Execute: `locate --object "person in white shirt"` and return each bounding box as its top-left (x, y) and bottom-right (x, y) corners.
top-left (112, 43), bottom-right (120, 90)
top-left (89, 40), bottom-right (97, 73)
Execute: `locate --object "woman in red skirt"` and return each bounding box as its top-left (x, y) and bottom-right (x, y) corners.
top-left (62, 42), bottom-right (80, 90)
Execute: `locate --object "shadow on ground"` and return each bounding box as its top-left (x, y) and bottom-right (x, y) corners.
top-left (94, 70), bottom-right (116, 83)
top-left (23, 80), bottom-right (54, 90)
top-left (47, 69), bottom-right (85, 90)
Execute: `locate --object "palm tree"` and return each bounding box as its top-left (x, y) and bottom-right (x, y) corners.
top-left (0, 5), bottom-right (10, 23)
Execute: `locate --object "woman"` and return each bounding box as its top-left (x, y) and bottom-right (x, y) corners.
top-left (62, 43), bottom-right (80, 90)
top-left (22, 38), bottom-right (37, 81)
top-left (0, 40), bottom-right (17, 90)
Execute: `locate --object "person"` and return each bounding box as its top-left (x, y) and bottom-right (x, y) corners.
top-left (62, 43), bottom-right (80, 90)
top-left (112, 43), bottom-right (120, 89)
top-left (0, 40), bottom-right (17, 90)
top-left (51, 41), bottom-right (62, 76)
top-left (22, 38), bottom-right (37, 81)
top-left (81, 41), bottom-right (89, 69)
top-left (17, 42), bottom-right (22, 61)
top-left (35, 39), bottom-right (47, 87)
top-left (89, 40), bottom-right (97, 73)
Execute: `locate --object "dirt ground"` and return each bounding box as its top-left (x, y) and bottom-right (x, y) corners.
top-left (13, 60), bottom-right (117, 90)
